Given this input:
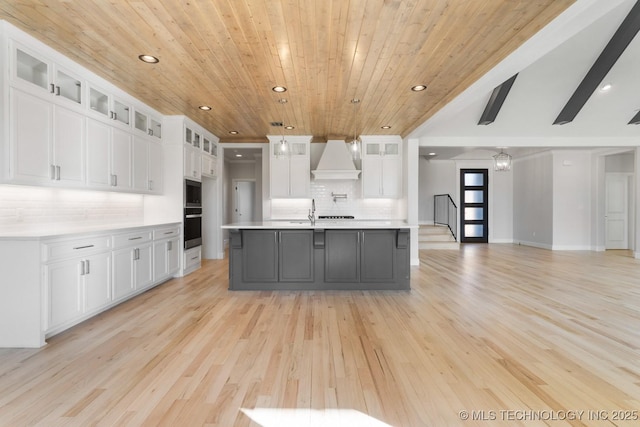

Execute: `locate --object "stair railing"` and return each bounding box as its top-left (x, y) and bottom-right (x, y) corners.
top-left (434, 194), bottom-right (457, 241)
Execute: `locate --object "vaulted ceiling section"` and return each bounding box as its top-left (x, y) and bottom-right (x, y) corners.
top-left (0, 0), bottom-right (574, 142)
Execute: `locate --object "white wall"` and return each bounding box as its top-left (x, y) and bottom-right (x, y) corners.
top-left (552, 150), bottom-right (592, 250)
top-left (418, 159), bottom-right (456, 223)
top-left (513, 152), bottom-right (554, 248)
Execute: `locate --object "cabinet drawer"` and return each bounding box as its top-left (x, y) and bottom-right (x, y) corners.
top-left (184, 246), bottom-right (201, 273)
top-left (43, 235), bottom-right (111, 262)
top-left (153, 226), bottom-right (180, 240)
top-left (112, 230), bottom-right (153, 249)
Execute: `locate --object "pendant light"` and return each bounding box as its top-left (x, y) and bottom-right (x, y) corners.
top-left (276, 98), bottom-right (290, 158)
top-left (493, 149), bottom-right (512, 171)
top-left (349, 98), bottom-right (361, 161)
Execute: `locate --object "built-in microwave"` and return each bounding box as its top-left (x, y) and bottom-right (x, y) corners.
top-left (184, 179), bottom-right (202, 207)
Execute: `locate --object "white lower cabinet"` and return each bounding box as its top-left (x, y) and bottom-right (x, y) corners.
top-left (39, 223), bottom-right (180, 342)
top-left (43, 240), bottom-right (111, 334)
top-left (153, 237), bottom-right (180, 281)
top-left (183, 246), bottom-right (201, 275)
top-left (112, 230), bottom-right (153, 301)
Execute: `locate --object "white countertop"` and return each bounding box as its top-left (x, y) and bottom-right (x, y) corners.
top-left (0, 221), bottom-right (181, 240)
top-left (221, 220), bottom-right (415, 230)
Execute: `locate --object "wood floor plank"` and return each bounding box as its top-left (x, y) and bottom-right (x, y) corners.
top-left (1, 244), bottom-right (640, 426)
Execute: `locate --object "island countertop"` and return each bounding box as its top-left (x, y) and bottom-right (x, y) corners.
top-left (221, 220), bottom-right (415, 229)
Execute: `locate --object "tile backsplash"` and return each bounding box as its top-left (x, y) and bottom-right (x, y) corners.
top-left (270, 179), bottom-right (403, 219)
top-left (0, 185), bottom-right (144, 231)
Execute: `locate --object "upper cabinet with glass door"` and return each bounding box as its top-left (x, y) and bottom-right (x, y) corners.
top-left (87, 84), bottom-right (131, 129)
top-left (12, 43), bottom-right (83, 109)
top-left (134, 107), bottom-right (162, 141)
top-left (202, 136), bottom-right (218, 157)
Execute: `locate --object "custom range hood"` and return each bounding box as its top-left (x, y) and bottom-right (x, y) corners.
top-left (311, 140), bottom-right (361, 180)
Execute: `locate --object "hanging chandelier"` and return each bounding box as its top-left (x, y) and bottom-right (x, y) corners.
top-left (275, 98), bottom-right (290, 158)
top-left (493, 149), bottom-right (512, 171)
top-left (348, 98), bottom-right (361, 161)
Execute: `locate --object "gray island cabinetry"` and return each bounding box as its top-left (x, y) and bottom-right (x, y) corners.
top-left (224, 222), bottom-right (410, 290)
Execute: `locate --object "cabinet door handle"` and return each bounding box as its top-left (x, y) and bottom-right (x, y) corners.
top-left (80, 260), bottom-right (85, 276)
top-left (50, 83), bottom-right (55, 94)
top-left (50, 165), bottom-right (56, 180)
top-left (73, 244), bottom-right (94, 250)
top-left (167, 241), bottom-right (172, 251)
top-left (113, 112), bottom-right (117, 121)
top-left (191, 255), bottom-right (198, 260)
top-left (148, 180), bottom-right (153, 191)
top-left (55, 86), bottom-right (61, 96)
top-left (111, 174), bottom-right (117, 186)
top-left (85, 260), bottom-right (90, 274)
top-left (56, 165), bottom-right (61, 181)
top-left (128, 236), bottom-right (143, 241)
top-left (148, 129), bottom-right (153, 136)
top-left (164, 231), bottom-right (173, 235)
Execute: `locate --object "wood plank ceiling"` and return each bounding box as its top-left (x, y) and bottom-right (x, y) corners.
top-left (0, 0), bottom-right (575, 142)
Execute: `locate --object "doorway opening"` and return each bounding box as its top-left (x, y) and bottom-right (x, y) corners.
top-left (460, 169), bottom-right (488, 243)
top-left (233, 179), bottom-right (256, 223)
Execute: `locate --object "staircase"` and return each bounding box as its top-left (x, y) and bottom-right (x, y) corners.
top-left (419, 225), bottom-right (459, 250)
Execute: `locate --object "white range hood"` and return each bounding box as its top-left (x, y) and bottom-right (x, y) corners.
top-left (311, 140), bottom-right (361, 180)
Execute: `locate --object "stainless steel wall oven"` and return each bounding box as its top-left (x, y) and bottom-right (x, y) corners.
top-left (184, 179), bottom-right (202, 249)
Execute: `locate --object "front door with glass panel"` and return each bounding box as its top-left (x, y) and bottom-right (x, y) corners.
top-left (460, 169), bottom-right (488, 243)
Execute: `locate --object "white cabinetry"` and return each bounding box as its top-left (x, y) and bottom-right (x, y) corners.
top-left (202, 154), bottom-right (217, 178)
top-left (153, 226), bottom-right (181, 281)
top-left (112, 230), bottom-right (153, 301)
top-left (12, 43), bottom-right (83, 107)
top-left (362, 137), bottom-right (402, 198)
top-left (87, 84), bottom-right (131, 130)
top-left (269, 135), bottom-right (311, 198)
top-left (86, 118), bottom-right (132, 190)
top-left (9, 88), bottom-right (85, 186)
top-left (134, 108), bottom-right (162, 140)
top-left (183, 246), bottom-right (202, 276)
top-left (148, 141), bottom-right (163, 193)
top-left (2, 21), bottom-right (164, 195)
top-left (184, 145), bottom-right (202, 180)
top-left (42, 234), bottom-right (112, 334)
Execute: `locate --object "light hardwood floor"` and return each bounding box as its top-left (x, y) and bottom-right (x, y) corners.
top-left (1, 245), bottom-right (639, 426)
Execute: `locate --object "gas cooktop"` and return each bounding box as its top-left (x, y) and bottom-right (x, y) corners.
top-left (317, 215), bottom-right (355, 219)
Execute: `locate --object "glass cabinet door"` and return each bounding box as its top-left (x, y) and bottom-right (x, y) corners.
top-left (150, 118), bottom-right (162, 139)
top-left (89, 87), bottom-right (109, 116)
top-left (16, 48), bottom-right (49, 91)
top-left (365, 143), bottom-right (381, 156)
top-left (193, 132), bottom-right (201, 149)
top-left (203, 138), bottom-right (211, 153)
top-left (55, 69), bottom-right (82, 104)
top-left (135, 111), bottom-right (148, 133)
top-left (112, 99), bottom-right (130, 125)
top-left (185, 127), bottom-right (192, 145)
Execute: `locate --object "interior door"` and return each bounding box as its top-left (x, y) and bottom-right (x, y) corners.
top-left (460, 169), bottom-right (488, 243)
top-left (233, 180), bottom-right (255, 222)
top-left (605, 173), bottom-right (629, 249)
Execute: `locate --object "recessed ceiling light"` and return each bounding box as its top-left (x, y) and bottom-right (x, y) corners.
top-left (198, 105), bottom-right (211, 111)
top-left (235, 154), bottom-right (243, 158)
top-left (229, 130), bottom-right (239, 135)
top-left (138, 54), bottom-right (159, 64)
top-left (600, 83), bottom-right (612, 92)
top-left (272, 86), bottom-right (287, 93)
top-left (428, 152), bottom-right (436, 156)
top-left (284, 125), bottom-right (295, 130)
top-left (381, 125), bottom-right (391, 129)
top-left (411, 84), bottom-right (427, 92)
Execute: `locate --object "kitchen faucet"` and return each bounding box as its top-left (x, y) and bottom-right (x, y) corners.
top-left (308, 198), bottom-right (316, 225)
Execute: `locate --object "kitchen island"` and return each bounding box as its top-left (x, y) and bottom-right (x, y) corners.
top-left (221, 220), bottom-right (413, 290)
